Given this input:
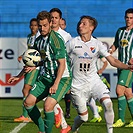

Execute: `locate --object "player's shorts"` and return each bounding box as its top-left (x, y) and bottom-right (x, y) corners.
top-left (30, 75), bottom-right (72, 102)
top-left (117, 69), bottom-right (133, 88)
top-left (70, 76), bottom-right (110, 113)
top-left (24, 68), bottom-right (40, 86)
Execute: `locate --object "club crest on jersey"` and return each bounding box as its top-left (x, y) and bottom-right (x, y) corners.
top-left (120, 39), bottom-right (128, 47)
top-left (90, 47), bottom-right (96, 53)
top-left (40, 49), bottom-right (47, 60)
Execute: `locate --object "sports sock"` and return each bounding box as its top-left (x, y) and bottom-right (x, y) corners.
top-left (22, 97), bottom-right (28, 117)
top-left (26, 105), bottom-right (45, 132)
top-left (89, 98), bottom-right (100, 118)
top-left (118, 96), bottom-right (126, 122)
top-left (72, 116), bottom-right (83, 131)
top-left (44, 111), bottom-right (54, 133)
top-left (64, 94), bottom-right (71, 114)
top-left (54, 104), bottom-right (68, 129)
top-left (127, 98), bottom-right (133, 119)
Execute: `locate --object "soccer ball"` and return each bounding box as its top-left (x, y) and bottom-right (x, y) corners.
top-left (22, 49), bottom-right (41, 66)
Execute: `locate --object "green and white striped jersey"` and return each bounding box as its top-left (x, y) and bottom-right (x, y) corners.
top-left (33, 30), bottom-right (71, 79)
top-left (114, 27), bottom-right (133, 64)
top-left (27, 31), bottom-right (40, 49)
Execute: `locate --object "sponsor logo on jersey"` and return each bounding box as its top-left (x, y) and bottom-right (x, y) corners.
top-left (75, 46), bottom-right (82, 48)
top-left (79, 52), bottom-right (92, 59)
top-left (90, 47), bottom-right (96, 53)
top-left (120, 39), bottom-right (128, 47)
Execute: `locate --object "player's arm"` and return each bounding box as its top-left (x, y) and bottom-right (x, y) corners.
top-left (8, 68), bottom-right (25, 84)
top-left (97, 57), bottom-right (108, 75)
top-left (106, 55), bottom-right (133, 71)
top-left (108, 45), bottom-right (116, 54)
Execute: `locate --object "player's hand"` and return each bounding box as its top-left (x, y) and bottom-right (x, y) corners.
top-left (128, 58), bottom-right (133, 65)
top-left (97, 69), bottom-right (103, 75)
top-left (49, 84), bottom-right (58, 95)
top-left (128, 64), bottom-right (133, 72)
top-left (8, 76), bottom-right (20, 84)
top-left (18, 56), bottom-right (22, 63)
top-left (108, 49), bottom-right (113, 54)
top-left (23, 66), bottom-right (36, 73)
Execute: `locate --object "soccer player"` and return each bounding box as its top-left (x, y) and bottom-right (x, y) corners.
top-left (59, 17), bottom-right (72, 119)
top-left (13, 18), bottom-right (40, 122)
top-left (49, 8), bottom-right (72, 132)
top-left (66, 15), bottom-right (133, 133)
top-left (109, 8), bottom-right (133, 128)
top-left (23, 10), bottom-right (72, 133)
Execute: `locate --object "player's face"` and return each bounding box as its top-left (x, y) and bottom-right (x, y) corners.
top-left (38, 19), bottom-right (51, 37)
top-left (30, 21), bottom-right (38, 35)
top-left (125, 13), bottom-right (133, 28)
top-left (78, 18), bottom-right (93, 36)
top-left (51, 12), bottom-right (61, 29)
top-left (60, 19), bottom-right (66, 30)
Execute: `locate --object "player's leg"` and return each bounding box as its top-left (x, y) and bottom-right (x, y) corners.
top-left (24, 79), bottom-right (48, 133)
top-left (24, 94), bottom-right (45, 132)
top-left (64, 90), bottom-right (71, 119)
top-left (44, 77), bottom-right (72, 133)
top-left (92, 77), bottom-right (114, 133)
top-left (71, 87), bottom-right (89, 132)
top-left (101, 98), bottom-right (114, 133)
top-left (113, 70), bottom-right (133, 127)
top-left (14, 84), bottom-right (31, 122)
top-left (54, 103), bottom-right (71, 133)
top-left (14, 69), bottom-right (39, 122)
top-left (88, 97), bottom-right (102, 122)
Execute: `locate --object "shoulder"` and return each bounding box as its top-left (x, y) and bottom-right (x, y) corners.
top-left (116, 26), bottom-right (126, 32)
top-left (58, 28), bottom-right (72, 37)
top-left (27, 34), bottom-right (31, 38)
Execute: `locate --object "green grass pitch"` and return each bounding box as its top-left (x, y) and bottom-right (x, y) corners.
top-left (0, 99), bottom-right (133, 133)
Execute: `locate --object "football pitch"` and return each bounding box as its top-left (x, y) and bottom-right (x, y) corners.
top-left (0, 99), bottom-right (132, 133)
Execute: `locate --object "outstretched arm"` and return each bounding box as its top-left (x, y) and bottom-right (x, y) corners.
top-left (106, 55), bottom-right (133, 71)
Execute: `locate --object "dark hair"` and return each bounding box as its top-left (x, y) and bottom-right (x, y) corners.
top-left (125, 8), bottom-right (133, 17)
top-left (30, 18), bottom-right (37, 25)
top-left (37, 10), bottom-right (51, 23)
top-left (49, 8), bottom-right (62, 18)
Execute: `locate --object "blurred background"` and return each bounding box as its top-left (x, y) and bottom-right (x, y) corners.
top-left (0, 0), bottom-right (132, 98)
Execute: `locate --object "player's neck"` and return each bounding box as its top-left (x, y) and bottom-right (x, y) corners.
top-left (81, 34), bottom-right (91, 42)
top-left (126, 25), bottom-right (133, 31)
top-left (52, 26), bottom-right (59, 32)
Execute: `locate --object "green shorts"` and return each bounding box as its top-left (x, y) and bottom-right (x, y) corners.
top-left (117, 69), bottom-right (133, 88)
top-left (24, 68), bottom-right (40, 86)
top-left (30, 75), bottom-right (72, 102)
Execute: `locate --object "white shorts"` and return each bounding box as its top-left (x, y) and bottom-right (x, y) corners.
top-left (70, 76), bottom-right (110, 113)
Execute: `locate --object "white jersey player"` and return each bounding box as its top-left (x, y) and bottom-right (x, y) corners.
top-left (66, 15), bottom-right (133, 133)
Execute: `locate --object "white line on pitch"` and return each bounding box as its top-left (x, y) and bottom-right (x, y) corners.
top-left (10, 108), bottom-right (43, 133)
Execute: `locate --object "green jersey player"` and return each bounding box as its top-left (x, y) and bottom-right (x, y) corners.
top-left (110, 8), bottom-right (133, 128)
top-left (13, 18), bottom-right (40, 122)
top-left (24, 11), bottom-right (72, 133)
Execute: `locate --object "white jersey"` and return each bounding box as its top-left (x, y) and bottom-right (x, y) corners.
top-left (66, 36), bottom-right (110, 88)
top-left (57, 27), bottom-right (72, 43)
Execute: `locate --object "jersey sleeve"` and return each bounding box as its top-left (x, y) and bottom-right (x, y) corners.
top-left (51, 31), bottom-right (66, 59)
top-left (98, 41), bottom-right (110, 57)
